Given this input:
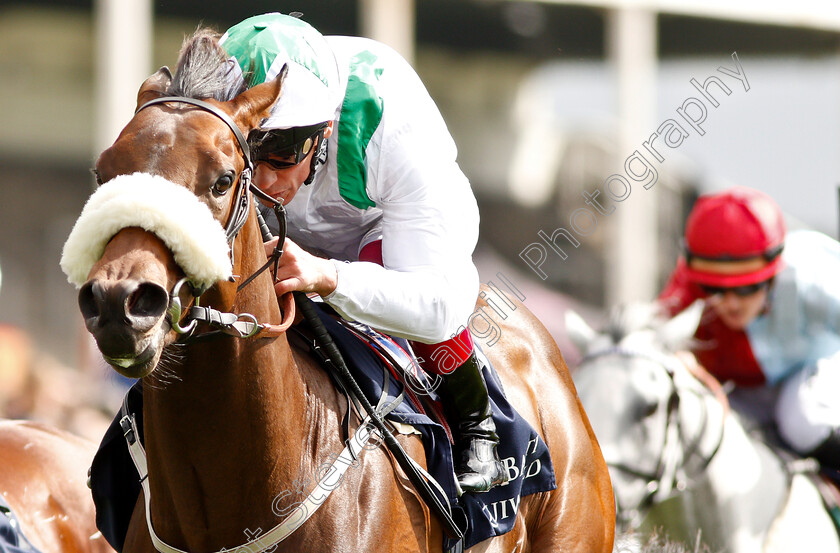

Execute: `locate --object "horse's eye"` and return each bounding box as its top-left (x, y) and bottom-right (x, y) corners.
top-left (213, 173), bottom-right (235, 196)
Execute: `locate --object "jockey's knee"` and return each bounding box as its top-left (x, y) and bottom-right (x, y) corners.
top-left (411, 328), bottom-right (474, 375)
top-left (776, 357), bottom-right (840, 464)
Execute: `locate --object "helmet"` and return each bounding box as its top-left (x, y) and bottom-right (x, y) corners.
top-left (683, 186), bottom-right (786, 287)
top-left (220, 13), bottom-right (343, 129)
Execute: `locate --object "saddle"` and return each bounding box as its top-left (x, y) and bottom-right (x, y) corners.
top-left (287, 303), bottom-right (558, 550)
top-left (89, 302), bottom-right (556, 552)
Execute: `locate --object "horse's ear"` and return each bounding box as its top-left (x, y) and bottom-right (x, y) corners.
top-left (565, 309), bottom-right (597, 353)
top-left (229, 64), bottom-right (287, 132)
top-left (658, 299), bottom-right (703, 351)
top-left (136, 66), bottom-right (173, 109)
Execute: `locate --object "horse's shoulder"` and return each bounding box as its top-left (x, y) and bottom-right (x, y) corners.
top-left (0, 419), bottom-right (104, 552)
top-left (0, 421), bottom-right (96, 504)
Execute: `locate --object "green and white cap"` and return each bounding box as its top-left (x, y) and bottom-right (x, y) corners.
top-left (220, 13), bottom-right (343, 129)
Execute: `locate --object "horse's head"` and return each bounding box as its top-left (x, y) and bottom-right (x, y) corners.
top-left (568, 302), bottom-right (709, 527)
top-left (61, 31), bottom-right (285, 378)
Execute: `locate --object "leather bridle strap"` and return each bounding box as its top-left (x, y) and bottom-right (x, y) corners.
top-left (184, 291), bottom-right (295, 339)
top-left (136, 96), bottom-right (292, 335)
top-left (135, 96), bottom-right (254, 244)
top-left (584, 346), bottom-right (724, 521)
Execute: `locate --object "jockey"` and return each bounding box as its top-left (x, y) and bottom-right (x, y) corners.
top-left (659, 186), bottom-right (840, 470)
top-left (219, 13), bottom-right (507, 493)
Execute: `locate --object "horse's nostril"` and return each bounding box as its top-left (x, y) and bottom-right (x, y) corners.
top-left (78, 280), bottom-right (168, 333)
top-left (128, 283), bottom-right (169, 319)
top-left (78, 282), bottom-right (99, 321)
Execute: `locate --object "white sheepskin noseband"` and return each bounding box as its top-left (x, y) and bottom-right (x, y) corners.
top-left (60, 172), bottom-right (233, 290)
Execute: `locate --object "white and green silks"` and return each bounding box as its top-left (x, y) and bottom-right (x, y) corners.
top-left (221, 13), bottom-right (480, 344)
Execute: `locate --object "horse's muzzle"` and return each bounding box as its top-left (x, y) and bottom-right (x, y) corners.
top-left (78, 278), bottom-right (170, 359)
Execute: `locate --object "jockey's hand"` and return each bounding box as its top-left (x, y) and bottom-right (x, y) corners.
top-left (263, 237), bottom-right (338, 298)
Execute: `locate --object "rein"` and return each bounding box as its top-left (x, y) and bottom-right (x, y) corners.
top-left (583, 346), bottom-right (726, 526)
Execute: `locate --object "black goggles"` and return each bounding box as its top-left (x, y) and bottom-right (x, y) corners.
top-left (249, 123), bottom-right (327, 169)
top-left (698, 279), bottom-right (772, 297)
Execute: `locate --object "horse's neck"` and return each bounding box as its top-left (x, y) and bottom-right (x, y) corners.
top-left (678, 389), bottom-right (790, 550)
top-left (140, 218), bottom-right (328, 546)
top-left (709, 408), bottom-right (789, 499)
top-left (676, 384), bottom-right (726, 468)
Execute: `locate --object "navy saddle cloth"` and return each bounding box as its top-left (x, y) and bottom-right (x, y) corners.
top-left (90, 304), bottom-right (556, 551)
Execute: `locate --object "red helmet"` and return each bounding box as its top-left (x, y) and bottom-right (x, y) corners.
top-left (683, 186), bottom-right (786, 287)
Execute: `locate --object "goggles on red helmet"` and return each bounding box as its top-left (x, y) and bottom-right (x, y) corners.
top-left (684, 242), bottom-right (784, 265)
top-left (698, 279), bottom-right (773, 298)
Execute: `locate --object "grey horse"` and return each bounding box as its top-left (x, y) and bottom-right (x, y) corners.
top-left (568, 302), bottom-right (839, 553)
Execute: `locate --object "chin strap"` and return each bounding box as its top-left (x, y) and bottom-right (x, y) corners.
top-left (304, 128), bottom-right (328, 185)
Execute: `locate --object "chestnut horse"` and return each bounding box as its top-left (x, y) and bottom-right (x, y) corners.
top-left (64, 32), bottom-right (613, 553)
top-left (0, 419), bottom-right (113, 553)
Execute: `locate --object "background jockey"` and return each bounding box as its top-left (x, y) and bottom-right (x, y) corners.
top-left (219, 13), bottom-right (507, 492)
top-left (659, 186), bottom-right (840, 471)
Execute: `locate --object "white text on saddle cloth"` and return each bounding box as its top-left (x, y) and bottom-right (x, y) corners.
top-left (483, 436), bottom-right (543, 526)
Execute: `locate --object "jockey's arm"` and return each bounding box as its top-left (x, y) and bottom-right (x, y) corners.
top-left (273, 42), bottom-right (480, 344)
top-left (322, 157), bottom-right (481, 343)
top-left (320, 86), bottom-right (481, 343)
top-left (268, 223), bottom-right (480, 344)
top-left (776, 231), bottom-right (840, 338)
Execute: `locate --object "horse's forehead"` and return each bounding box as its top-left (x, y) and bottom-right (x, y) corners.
top-left (576, 358), bottom-right (635, 405)
top-left (618, 329), bottom-right (658, 351)
top-left (581, 355), bottom-right (671, 402)
top-left (148, 109), bottom-right (184, 138)
top-left (101, 107), bottom-right (233, 176)
top-left (630, 360), bottom-right (673, 397)
top-left (136, 107), bottom-right (228, 147)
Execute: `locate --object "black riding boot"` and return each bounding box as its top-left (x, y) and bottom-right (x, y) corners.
top-left (439, 353), bottom-right (508, 493)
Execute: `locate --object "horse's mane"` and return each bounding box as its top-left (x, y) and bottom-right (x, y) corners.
top-left (167, 28), bottom-right (245, 101)
top-left (604, 302), bottom-right (665, 343)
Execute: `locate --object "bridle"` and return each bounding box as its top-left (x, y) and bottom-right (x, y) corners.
top-left (138, 96), bottom-right (257, 243)
top-left (582, 346), bottom-right (726, 528)
top-left (135, 96), bottom-right (291, 339)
